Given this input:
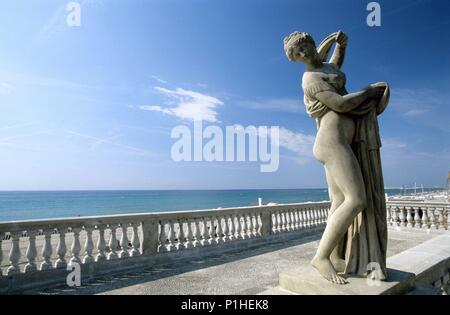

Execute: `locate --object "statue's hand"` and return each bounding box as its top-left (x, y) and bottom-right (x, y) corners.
top-left (365, 83), bottom-right (386, 98)
top-left (335, 30), bottom-right (348, 47)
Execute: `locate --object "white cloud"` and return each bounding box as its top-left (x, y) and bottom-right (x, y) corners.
top-left (238, 98), bottom-right (304, 113)
top-left (277, 127), bottom-right (315, 162)
top-left (391, 88), bottom-right (438, 117)
top-left (141, 86), bottom-right (224, 122)
top-left (140, 105), bottom-right (172, 115)
top-left (151, 75), bottom-right (167, 84)
top-left (265, 127), bottom-right (315, 164)
top-left (403, 109), bottom-right (429, 117)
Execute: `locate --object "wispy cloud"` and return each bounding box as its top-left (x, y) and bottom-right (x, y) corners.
top-left (391, 87), bottom-right (450, 132)
top-left (403, 109), bottom-right (429, 117)
top-left (238, 98), bottom-right (304, 113)
top-left (151, 75), bottom-right (168, 84)
top-left (275, 127), bottom-right (315, 164)
top-left (391, 88), bottom-right (440, 118)
top-left (140, 87), bottom-right (224, 122)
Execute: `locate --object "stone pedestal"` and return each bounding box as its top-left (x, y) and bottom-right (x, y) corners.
top-left (278, 265), bottom-right (415, 295)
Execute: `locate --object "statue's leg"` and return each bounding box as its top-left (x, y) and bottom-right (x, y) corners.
top-left (311, 144), bottom-right (367, 284)
top-left (325, 168), bottom-right (346, 272)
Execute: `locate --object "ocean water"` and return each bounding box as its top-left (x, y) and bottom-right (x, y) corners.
top-left (0, 188), bottom-right (435, 222)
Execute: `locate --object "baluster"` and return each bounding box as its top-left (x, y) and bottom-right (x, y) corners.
top-left (313, 208), bottom-right (318, 227)
top-left (228, 215), bottom-right (235, 241)
top-left (201, 217), bottom-right (208, 245)
top-left (295, 209), bottom-right (301, 229)
top-left (429, 208), bottom-right (437, 230)
top-left (107, 224), bottom-right (118, 259)
top-left (289, 210), bottom-right (295, 230)
top-left (406, 207), bottom-right (413, 228)
top-left (24, 231), bottom-right (37, 273)
top-left (254, 213), bottom-right (260, 236)
top-left (292, 210), bottom-right (297, 230)
top-left (241, 214), bottom-right (248, 239)
top-left (119, 223), bottom-right (130, 258)
top-left (130, 223), bottom-right (141, 256)
top-left (216, 217), bottom-right (224, 244)
top-left (7, 232), bottom-right (21, 275)
top-left (282, 211), bottom-right (287, 231)
top-left (235, 215), bottom-right (242, 240)
top-left (95, 225), bottom-right (106, 262)
top-left (208, 217), bottom-right (217, 245)
top-left (272, 212), bottom-right (278, 233)
top-left (158, 221), bottom-right (167, 252)
top-left (321, 206), bottom-right (327, 224)
top-left (55, 228), bottom-right (67, 268)
top-left (305, 209), bottom-right (311, 228)
top-left (69, 228), bottom-right (81, 265)
top-left (247, 214), bottom-right (254, 238)
top-left (438, 208), bottom-right (446, 231)
top-left (176, 220), bottom-right (185, 250)
top-left (277, 211), bottom-right (283, 232)
top-left (83, 226), bottom-right (94, 264)
top-left (413, 207), bottom-right (421, 228)
top-left (298, 210), bottom-right (304, 229)
top-left (399, 207), bottom-right (406, 227)
top-left (283, 211), bottom-right (289, 231)
top-left (185, 219), bottom-right (194, 249)
top-left (167, 220), bottom-right (176, 251)
top-left (392, 207), bottom-right (400, 227)
top-left (41, 229), bottom-right (53, 270)
top-left (386, 205), bottom-right (392, 226)
top-left (222, 216), bottom-right (229, 242)
top-left (193, 219), bottom-right (201, 247)
top-left (421, 207), bottom-right (429, 229)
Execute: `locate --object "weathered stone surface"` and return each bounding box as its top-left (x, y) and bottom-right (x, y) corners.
top-left (278, 266), bottom-right (414, 295)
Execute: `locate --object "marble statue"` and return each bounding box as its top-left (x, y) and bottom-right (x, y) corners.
top-left (284, 30), bottom-right (390, 284)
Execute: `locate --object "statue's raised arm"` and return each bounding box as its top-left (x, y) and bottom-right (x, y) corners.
top-left (317, 31), bottom-right (348, 69)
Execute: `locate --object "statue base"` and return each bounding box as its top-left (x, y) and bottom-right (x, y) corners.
top-left (276, 265), bottom-right (415, 295)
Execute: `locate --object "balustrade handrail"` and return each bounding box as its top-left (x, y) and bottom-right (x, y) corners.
top-left (0, 201), bottom-right (331, 233)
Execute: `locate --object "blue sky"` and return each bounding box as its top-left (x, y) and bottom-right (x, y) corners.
top-left (0, 0), bottom-right (449, 190)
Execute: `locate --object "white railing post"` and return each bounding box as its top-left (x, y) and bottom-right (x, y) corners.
top-left (7, 232), bottom-right (21, 275)
top-left (24, 230), bottom-right (38, 273)
top-left (41, 229), bottom-right (53, 270)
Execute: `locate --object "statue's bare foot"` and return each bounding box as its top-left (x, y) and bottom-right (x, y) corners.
top-left (330, 256), bottom-right (346, 273)
top-left (311, 256), bottom-right (348, 285)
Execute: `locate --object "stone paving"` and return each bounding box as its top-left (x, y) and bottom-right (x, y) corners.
top-left (25, 228), bottom-right (442, 295)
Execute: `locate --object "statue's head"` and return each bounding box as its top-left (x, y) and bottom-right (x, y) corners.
top-left (283, 31), bottom-right (318, 65)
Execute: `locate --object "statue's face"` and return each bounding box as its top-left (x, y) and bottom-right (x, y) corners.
top-left (293, 42), bottom-right (317, 64)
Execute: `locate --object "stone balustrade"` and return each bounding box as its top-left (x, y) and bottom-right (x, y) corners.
top-left (386, 201), bottom-right (450, 231)
top-left (0, 200), bottom-right (447, 292)
top-left (0, 201), bottom-right (330, 292)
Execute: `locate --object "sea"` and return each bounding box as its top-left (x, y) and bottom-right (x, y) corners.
top-left (0, 188), bottom-right (440, 222)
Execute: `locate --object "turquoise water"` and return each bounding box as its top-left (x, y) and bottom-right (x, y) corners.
top-left (0, 188), bottom-right (439, 222)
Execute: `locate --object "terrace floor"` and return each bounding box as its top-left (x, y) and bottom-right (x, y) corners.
top-left (26, 228), bottom-right (443, 295)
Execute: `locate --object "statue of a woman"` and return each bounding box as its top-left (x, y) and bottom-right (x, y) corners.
top-left (284, 31), bottom-right (390, 284)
